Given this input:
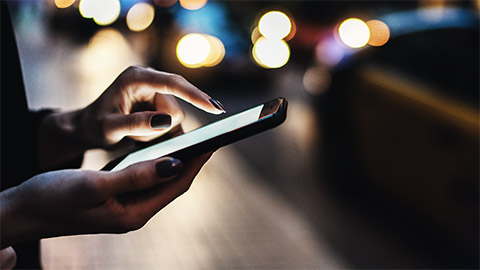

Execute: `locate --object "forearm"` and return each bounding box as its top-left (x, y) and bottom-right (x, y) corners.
top-left (37, 110), bottom-right (87, 171)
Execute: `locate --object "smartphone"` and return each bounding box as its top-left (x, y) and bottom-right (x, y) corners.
top-left (102, 97), bottom-right (287, 171)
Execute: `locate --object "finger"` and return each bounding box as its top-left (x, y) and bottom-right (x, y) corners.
top-left (0, 246), bottom-right (16, 270)
top-left (154, 94), bottom-right (185, 127)
top-left (105, 112), bottom-right (172, 142)
top-left (131, 152), bottom-right (213, 217)
top-left (102, 157), bottom-right (184, 196)
top-left (124, 66), bottom-right (226, 114)
top-left (129, 124), bottom-right (185, 144)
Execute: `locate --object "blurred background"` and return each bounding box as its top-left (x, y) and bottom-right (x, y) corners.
top-left (6, 0), bottom-right (479, 269)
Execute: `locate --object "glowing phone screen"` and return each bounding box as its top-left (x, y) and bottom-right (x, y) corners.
top-left (112, 104), bottom-right (264, 171)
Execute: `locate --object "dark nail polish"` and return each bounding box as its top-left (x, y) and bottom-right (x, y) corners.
top-left (209, 99), bottom-right (226, 113)
top-left (150, 114), bottom-right (171, 129)
top-left (155, 158), bottom-right (183, 178)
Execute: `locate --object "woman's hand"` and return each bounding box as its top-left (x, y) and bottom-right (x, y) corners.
top-left (37, 66), bottom-right (225, 170)
top-left (0, 152), bottom-right (212, 248)
top-left (76, 66), bottom-right (225, 147)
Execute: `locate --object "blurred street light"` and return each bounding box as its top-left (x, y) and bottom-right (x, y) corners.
top-left (176, 33), bottom-right (225, 68)
top-left (179, 0), bottom-right (208, 10)
top-left (338, 18), bottom-right (370, 48)
top-left (251, 9), bottom-right (294, 69)
top-left (54, 0), bottom-right (76, 9)
top-left (252, 37), bottom-right (290, 69)
top-left (202, 35), bottom-right (225, 67)
top-left (126, 2), bottom-right (155, 32)
top-left (79, 0), bottom-right (121, 26)
top-left (366, 20), bottom-right (390, 46)
top-left (258, 11), bottom-right (292, 40)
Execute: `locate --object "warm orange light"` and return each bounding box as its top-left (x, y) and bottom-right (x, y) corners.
top-left (419, 0), bottom-right (446, 8)
top-left (338, 18), bottom-right (370, 48)
top-left (126, 2), bottom-right (155, 32)
top-left (251, 26), bottom-right (262, 44)
top-left (55, 0), bottom-right (76, 8)
top-left (179, 0), bottom-right (207, 10)
top-left (366, 20), bottom-right (390, 47)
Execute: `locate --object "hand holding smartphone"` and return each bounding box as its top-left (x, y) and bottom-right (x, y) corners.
top-left (103, 97), bottom-right (287, 171)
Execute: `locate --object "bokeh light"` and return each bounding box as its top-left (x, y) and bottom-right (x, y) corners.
top-left (176, 33), bottom-right (225, 68)
top-left (176, 33), bottom-right (226, 68)
top-left (55, 0), bottom-right (76, 9)
top-left (315, 38), bottom-right (345, 67)
top-left (93, 0), bottom-right (120, 26)
top-left (179, 0), bottom-right (208, 10)
top-left (79, 0), bottom-right (121, 26)
top-left (252, 37), bottom-right (290, 69)
top-left (251, 26), bottom-right (262, 44)
top-left (79, 0), bottom-right (95, 18)
top-left (258, 11), bottom-right (292, 40)
top-left (177, 34), bottom-right (210, 68)
top-left (202, 35), bottom-right (225, 67)
top-left (366, 20), bottom-right (390, 46)
top-left (338, 18), bottom-right (370, 48)
top-left (303, 65), bottom-right (332, 95)
top-left (126, 2), bottom-right (155, 32)
top-left (77, 28), bottom-right (139, 104)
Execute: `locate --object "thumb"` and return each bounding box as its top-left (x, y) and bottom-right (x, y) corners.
top-left (106, 112), bottom-right (172, 141)
top-left (106, 157), bottom-right (183, 195)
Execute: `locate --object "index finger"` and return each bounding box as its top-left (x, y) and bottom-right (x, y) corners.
top-left (123, 66), bottom-right (226, 115)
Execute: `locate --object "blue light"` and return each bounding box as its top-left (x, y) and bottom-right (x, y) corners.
top-left (380, 8), bottom-right (479, 38)
top-left (119, 0), bottom-right (141, 15)
top-left (172, 2), bottom-right (246, 58)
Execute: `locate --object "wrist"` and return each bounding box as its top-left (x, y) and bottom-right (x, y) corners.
top-left (37, 109), bottom-right (88, 170)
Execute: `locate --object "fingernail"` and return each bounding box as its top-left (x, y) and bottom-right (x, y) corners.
top-left (209, 99), bottom-right (226, 113)
top-left (155, 157), bottom-right (183, 178)
top-left (150, 114), bottom-right (171, 130)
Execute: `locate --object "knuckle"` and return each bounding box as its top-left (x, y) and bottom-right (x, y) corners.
top-left (166, 73), bottom-right (184, 87)
top-left (119, 213), bottom-right (148, 231)
top-left (99, 117), bottom-right (116, 144)
top-left (179, 181), bottom-right (192, 194)
top-left (120, 65), bottom-right (143, 85)
top-left (169, 73), bottom-right (183, 81)
top-left (126, 167), bottom-right (143, 190)
top-left (81, 176), bottom-right (107, 202)
top-left (124, 115), bottom-right (141, 133)
top-left (98, 117), bottom-right (110, 136)
top-left (173, 112), bottom-right (185, 127)
top-left (125, 65), bottom-right (142, 75)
